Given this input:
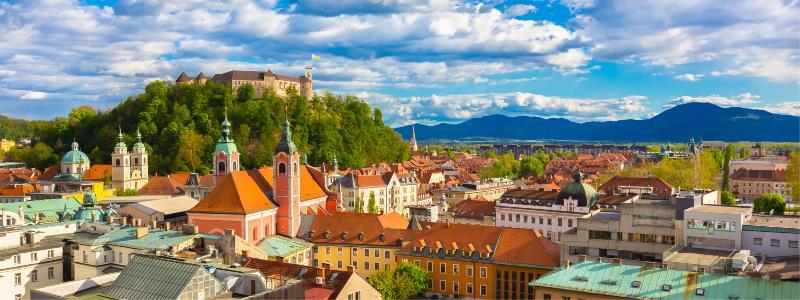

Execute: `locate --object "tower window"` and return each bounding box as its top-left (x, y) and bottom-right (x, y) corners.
top-left (134, 158), bottom-right (138, 164)
top-left (218, 161), bottom-right (226, 173)
top-left (115, 159), bottom-right (120, 166)
top-left (278, 163), bottom-right (286, 176)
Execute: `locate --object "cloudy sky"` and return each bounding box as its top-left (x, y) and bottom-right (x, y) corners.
top-left (1, 0), bottom-right (798, 126)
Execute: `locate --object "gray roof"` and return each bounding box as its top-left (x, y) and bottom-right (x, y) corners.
top-left (103, 254), bottom-right (229, 299)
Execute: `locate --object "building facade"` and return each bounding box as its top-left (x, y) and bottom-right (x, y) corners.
top-left (178, 67), bottom-right (313, 99)
top-left (111, 129), bottom-right (149, 191)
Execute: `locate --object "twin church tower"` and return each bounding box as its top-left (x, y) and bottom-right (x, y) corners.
top-left (111, 128), bottom-right (149, 190)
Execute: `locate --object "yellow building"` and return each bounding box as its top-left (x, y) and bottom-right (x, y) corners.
top-left (301, 212), bottom-right (411, 279)
top-left (397, 223), bottom-right (560, 299)
top-left (0, 139), bottom-right (15, 152)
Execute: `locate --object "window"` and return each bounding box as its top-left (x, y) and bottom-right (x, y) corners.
top-left (364, 249), bottom-right (369, 256)
top-left (47, 250), bottom-right (54, 258)
top-left (118, 252), bottom-right (123, 263)
top-left (558, 218), bottom-right (562, 226)
top-left (13, 255), bottom-right (20, 264)
top-left (543, 294), bottom-right (551, 300)
top-left (364, 262), bottom-right (369, 270)
top-left (467, 265), bottom-right (473, 277)
top-left (384, 250), bottom-right (390, 259)
top-left (771, 239), bottom-right (780, 247)
top-left (501, 214), bottom-right (505, 221)
top-left (347, 290), bottom-right (361, 300)
top-left (326, 247), bottom-right (331, 254)
top-left (374, 249), bottom-right (379, 257)
top-left (754, 238), bottom-right (762, 245)
top-left (352, 261), bottom-right (357, 269)
top-left (48, 267), bottom-right (55, 279)
top-left (562, 297), bottom-right (570, 300)
top-left (218, 161), bottom-right (226, 173)
top-left (83, 251), bottom-right (88, 263)
top-left (440, 263), bottom-right (446, 274)
top-left (427, 261), bottom-right (433, 272)
top-left (568, 219), bottom-right (573, 227)
top-left (440, 280), bottom-right (446, 291)
top-left (662, 284), bottom-right (672, 291)
top-left (789, 241), bottom-right (798, 248)
top-left (516, 214), bottom-right (520, 222)
top-left (278, 163), bottom-right (286, 175)
top-left (338, 260), bottom-right (343, 268)
top-left (480, 267), bottom-right (487, 278)
top-left (414, 260), bottom-right (420, 267)
top-left (453, 264), bottom-right (459, 275)
top-left (15, 295), bottom-right (21, 300)
top-left (524, 215), bottom-right (528, 223)
top-left (539, 217), bottom-right (544, 224)
top-left (375, 262), bottom-right (380, 270)
top-left (466, 283), bottom-right (473, 294)
top-left (14, 273), bottom-right (21, 285)
top-left (339, 247), bottom-right (344, 255)
top-left (31, 270), bottom-right (38, 282)
top-left (547, 218), bottom-right (552, 225)
top-left (453, 281), bottom-right (460, 293)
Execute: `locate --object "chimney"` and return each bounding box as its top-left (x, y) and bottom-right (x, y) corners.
top-left (135, 227), bottom-right (149, 239)
top-left (150, 220), bottom-right (158, 229)
top-left (91, 212), bottom-right (97, 222)
top-left (698, 267), bottom-right (705, 273)
top-left (564, 260), bottom-right (571, 268)
top-left (346, 265), bottom-right (354, 273)
top-left (316, 266), bottom-right (326, 285)
top-left (120, 217), bottom-right (128, 227)
top-left (182, 224), bottom-right (199, 235)
top-left (222, 229), bottom-right (235, 265)
top-left (132, 218), bottom-right (141, 227)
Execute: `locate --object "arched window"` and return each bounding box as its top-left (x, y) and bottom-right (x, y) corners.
top-left (134, 158), bottom-right (139, 165)
top-left (115, 159), bottom-right (120, 166)
top-left (218, 161), bottom-right (226, 174)
top-left (278, 163), bottom-right (286, 176)
top-left (294, 163), bottom-right (299, 175)
top-left (233, 161), bottom-right (238, 171)
top-left (66, 167), bottom-right (71, 174)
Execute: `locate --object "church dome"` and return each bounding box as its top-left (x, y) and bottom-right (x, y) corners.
top-left (62, 141), bottom-right (90, 164)
top-left (557, 171), bottom-right (597, 207)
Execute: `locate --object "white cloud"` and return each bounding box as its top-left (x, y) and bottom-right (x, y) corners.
top-left (666, 93), bottom-right (761, 107)
top-left (505, 4), bottom-right (536, 17)
top-left (356, 91), bottom-right (648, 126)
top-left (759, 102), bottom-right (800, 116)
top-left (674, 73), bottom-right (704, 81)
top-left (21, 91), bottom-right (47, 100)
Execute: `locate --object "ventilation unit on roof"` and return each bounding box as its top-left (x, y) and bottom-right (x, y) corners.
top-left (572, 276), bottom-right (588, 282)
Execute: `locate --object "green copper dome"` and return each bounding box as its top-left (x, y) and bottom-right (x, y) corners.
top-left (133, 127), bottom-right (145, 150)
top-left (62, 141), bottom-right (90, 164)
top-left (275, 119), bottom-right (298, 155)
top-left (557, 171), bottom-right (598, 207)
top-left (214, 110), bottom-right (238, 154)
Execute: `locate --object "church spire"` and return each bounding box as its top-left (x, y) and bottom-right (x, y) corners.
top-left (409, 125), bottom-right (418, 152)
top-left (276, 118), bottom-right (298, 155)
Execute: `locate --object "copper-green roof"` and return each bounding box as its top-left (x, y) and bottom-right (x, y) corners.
top-left (557, 171), bottom-right (597, 207)
top-left (83, 227), bottom-right (197, 250)
top-left (63, 141), bottom-right (90, 164)
top-left (256, 234), bottom-right (313, 257)
top-left (532, 260), bottom-right (800, 299)
top-left (0, 197), bottom-right (82, 223)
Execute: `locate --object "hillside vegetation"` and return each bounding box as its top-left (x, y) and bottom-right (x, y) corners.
top-left (3, 81), bottom-right (409, 174)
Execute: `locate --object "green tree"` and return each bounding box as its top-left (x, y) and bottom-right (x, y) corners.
top-left (4, 143), bottom-right (59, 170)
top-left (177, 131), bottom-right (206, 172)
top-left (236, 84), bottom-right (255, 103)
top-left (354, 196), bottom-right (364, 213)
top-left (368, 263), bottom-right (428, 300)
top-left (787, 152), bottom-right (800, 202)
top-left (367, 191), bottom-right (379, 214)
top-left (721, 144), bottom-right (734, 191)
top-left (720, 191), bottom-right (736, 206)
top-left (753, 193), bottom-right (787, 214)
top-left (739, 146), bottom-right (751, 158)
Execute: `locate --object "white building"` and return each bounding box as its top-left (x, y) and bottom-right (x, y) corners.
top-left (111, 128), bottom-right (149, 191)
top-left (335, 171), bottom-right (422, 217)
top-left (496, 172), bottom-right (636, 243)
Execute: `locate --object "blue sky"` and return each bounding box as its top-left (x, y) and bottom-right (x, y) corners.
top-left (0, 0), bottom-right (798, 126)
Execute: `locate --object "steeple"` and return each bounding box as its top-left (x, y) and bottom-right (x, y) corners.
top-left (213, 106), bottom-right (239, 177)
top-left (115, 126), bottom-right (127, 150)
top-left (133, 126), bottom-right (145, 151)
top-left (276, 119), bottom-right (298, 155)
top-left (409, 125), bottom-right (418, 152)
top-left (332, 153), bottom-right (339, 172)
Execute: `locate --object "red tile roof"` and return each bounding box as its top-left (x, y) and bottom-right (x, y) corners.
top-left (304, 212), bottom-right (410, 246)
top-left (731, 169), bottom-right (787, 182)
top-left (447, 198), bottom-right (496, 220)
top-left (252, 166), bottom-right (328, 202)
top-left (493, 227), bottom-right (560, 267)
top-left (82, 165), bottom-right (111, 181)
top-left (243, 257), bottom-right (353, 299)
top-left (189, 172), bottom-right (277, 214)
top-left (39, 164), bottom-right (59, 180)
top-left (138, 176), bottom-right (181, 196)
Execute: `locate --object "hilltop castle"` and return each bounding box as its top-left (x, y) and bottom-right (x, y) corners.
top-left (176, 66), bottom-right (313, 99)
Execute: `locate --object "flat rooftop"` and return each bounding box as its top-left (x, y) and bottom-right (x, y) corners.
top-left (664, 247), bottom-right (737, 267)
top-left (589, 211), bottom-right (621, 221)
top-left (686, 204), bottom-right (751, 214)
top-left (745, 214), bottom-right (800, 228)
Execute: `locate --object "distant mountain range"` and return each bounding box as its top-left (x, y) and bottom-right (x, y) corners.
top-left (395, 103), bottom-right (800, 142)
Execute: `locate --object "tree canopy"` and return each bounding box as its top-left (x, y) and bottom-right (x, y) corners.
top-left (6, 81), bottom-right (409, 174)
top-left (753, 193), bottom-right (787, 214)
top-left (367, 262), bottom-right (429, 300)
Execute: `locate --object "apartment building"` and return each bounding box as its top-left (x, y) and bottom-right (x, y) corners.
top-left (1, 225), bottom-right (73, 300)
top-left (443, 178), bottom-right (515, 204)
top-left (397, 222), bottom-right (560, 300)
top-left (496, 173), bottom-right (636, 243)
top-left (683, 205), bottom-right (752, 250)
top-left (560, 197), bottom-right (681, 265)
top-left (338, 172), bottom-right (422, 216)
top-left (301, 212), bottom-right (410, 279)
top-left (742, 214), bottom-right (799, 258)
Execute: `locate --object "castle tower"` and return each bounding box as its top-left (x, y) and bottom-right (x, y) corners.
top-left (409, 125), bottom-right (418, 153)
top-left (111, 128), bottom-right (131, 190)
top-left (274, 119), bottom-right (301, 237)
top-left (213, 108), bottom-right (240, 182)
top-left (130, 127), bottom-right (148, 189)
top-left (304, 65), bottom-right (312, 81)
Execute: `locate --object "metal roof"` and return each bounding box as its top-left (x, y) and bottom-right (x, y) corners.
top-left (532, 260), bottom-right (800, 299)
top-left (83, 227), bottom-right (197, 250)
top-left (256, 234), bottom-right (313, 257)
top-left (102, 254), bottom-right (228, 299)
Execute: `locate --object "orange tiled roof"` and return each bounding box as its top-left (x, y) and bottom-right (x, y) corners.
top-left (493, 227), bottom-right (560, 267)
top-left (256, 166), bottom-right (328, 202)
top-left (39, 164), bottom-right (59, 180)
top-left (0, 184), bottom-right (33, 196)
top-left (355, 174), bottom-right (387, 187)
top-left (244, 257), bottom-right (353, 299)
top-left (168, 172), bottom-right (191, 189)
top-left (82, 165), bottom-right (111, 181)
top-left (405, 222), bottom-right (502, 255)
top-left (189, 171), bottom-right (277, 214)
top-left (448, 198), bottom-right (495, 220)
top-left (304, 212), bottom-right (410, 246)
top-left (138, 176), bottom-right (181, 196)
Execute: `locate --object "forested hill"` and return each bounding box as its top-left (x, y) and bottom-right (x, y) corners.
top-left (3, 81), bottom-right (409, 174)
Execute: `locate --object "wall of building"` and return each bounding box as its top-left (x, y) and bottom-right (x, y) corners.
top-left (534, 286), bottom-right (628, 300)
top-left (683, 210), bottom-right (745, 251)
top-left (313, 244), bottom-right (398, 279)
top-left (398, 255), bottom-right (495, 299)
top-left (334, 273), bottom-right (382, 300)
top-left (1, 247), bottom-right (64, 300)
top-left (742, 230), bottom-right (799, 257)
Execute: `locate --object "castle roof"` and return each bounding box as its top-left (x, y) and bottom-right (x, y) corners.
top-left (195, 72), bottom-right (208, 80)
top-left (210, 70), bottom-right (307, 83)
top-left (176, 72), bottom-right (191, 82)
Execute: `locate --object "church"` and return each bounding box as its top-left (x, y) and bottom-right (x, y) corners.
top-left (111, 128), bottom-right (149, 191)
top-left (187, 114), bottom-right (334, 242)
